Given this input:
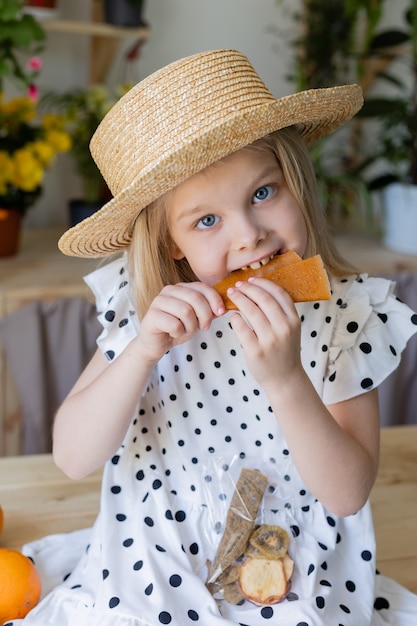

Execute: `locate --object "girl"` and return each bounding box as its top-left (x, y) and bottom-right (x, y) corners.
top-left (14, 50), bottom-right (417, 625)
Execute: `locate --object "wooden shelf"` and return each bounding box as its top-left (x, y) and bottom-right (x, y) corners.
top-left (42, 19), bottom-right (149, 40)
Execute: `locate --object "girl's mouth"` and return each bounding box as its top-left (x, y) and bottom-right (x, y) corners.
top-left (240, 252), bottom-right (278, 271)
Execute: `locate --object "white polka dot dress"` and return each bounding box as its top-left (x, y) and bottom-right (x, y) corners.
top-left (12, 256), bottom-right (417, 626)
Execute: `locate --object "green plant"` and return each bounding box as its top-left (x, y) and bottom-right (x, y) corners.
top-left (0, 0), bottom-right (45, 93)
top-left (358, 4), bottom-right (417, 188)
top-left (0, 94), bottom-right (71, 213)
top-left (42, 84), bottom-right (131, 204)
top-left (276, 0), bottom-right (385, 228)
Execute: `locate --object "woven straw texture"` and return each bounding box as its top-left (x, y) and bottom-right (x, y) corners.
top-left (58, 49), bottom-right (363, 258)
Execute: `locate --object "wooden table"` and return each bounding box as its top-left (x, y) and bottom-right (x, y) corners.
top-left (0, 426), bottom-right (416, 594)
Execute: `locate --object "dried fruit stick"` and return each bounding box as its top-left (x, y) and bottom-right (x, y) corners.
top-left (207, 468), bottom-right (268, 583)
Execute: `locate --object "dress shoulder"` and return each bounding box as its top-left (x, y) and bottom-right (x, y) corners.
top-left (84, 255), bottom-right (139, 361)
top-left (322, 273), bottom-right (417, 405)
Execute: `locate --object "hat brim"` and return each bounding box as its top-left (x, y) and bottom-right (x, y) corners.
top-left (58, 84), bottom-right (363, 258)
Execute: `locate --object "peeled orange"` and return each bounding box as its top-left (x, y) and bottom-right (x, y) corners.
top-left (0, 548), bottom-right (42, 623)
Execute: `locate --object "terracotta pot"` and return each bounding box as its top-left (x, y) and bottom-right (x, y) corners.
top-left (0, 208), bottom-right (22, 258)
top-left (24, 1), bottom-right (59, 19)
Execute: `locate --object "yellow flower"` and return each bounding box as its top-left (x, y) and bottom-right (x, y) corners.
top-left (45, 129), bottom-right (72, 152)
top-left (42, 113), bottom-right (65, 130)
top-left (10, 148), bottom-right (44, 192)
top-left (0, 152), bottom-right (13, 194)
top-left (4, 96), bottom-right (36, 123)
top-left (30, 141), bottom-right (55, 166)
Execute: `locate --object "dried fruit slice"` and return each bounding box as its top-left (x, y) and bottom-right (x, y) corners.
top-left (282, 553), bottom-right (294, 581)
top-left (238, 557), bottom-right (289, 605)
top-left (213, 252), bottom-right (331, 309)
top-left (249, 525), bottom-right (290, 559)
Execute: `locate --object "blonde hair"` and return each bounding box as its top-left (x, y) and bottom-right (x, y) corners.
top-left (128, 126), bottom-right (357, 318)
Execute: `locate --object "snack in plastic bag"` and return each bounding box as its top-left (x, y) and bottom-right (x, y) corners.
top-left (206, 467), bottom-right (294, 606)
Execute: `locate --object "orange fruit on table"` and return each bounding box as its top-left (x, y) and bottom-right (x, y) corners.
top-left (0, 548), bottom-right (42, 623)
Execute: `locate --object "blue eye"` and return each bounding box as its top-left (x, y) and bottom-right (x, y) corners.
top-left (253, 185), bottom-right (274, 203)
top-left (196, 214), bottom-right (219, 229)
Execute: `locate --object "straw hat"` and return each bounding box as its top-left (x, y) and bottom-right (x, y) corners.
top-left (58, 49), bottom-right (363, 258)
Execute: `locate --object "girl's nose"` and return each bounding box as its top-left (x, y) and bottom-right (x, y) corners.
top-left (232, 214), bottom-right (266, 251)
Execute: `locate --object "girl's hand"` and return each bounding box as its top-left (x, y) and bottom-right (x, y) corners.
top-left (137, 282), bottom-right (225, 363)
top-left (226, 277), bottom-right (303, 390)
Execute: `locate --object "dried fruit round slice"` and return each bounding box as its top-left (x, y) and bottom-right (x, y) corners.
top-left (238, 557), bottom-right (289, 605)
top-left (249, 524), bottom-right (289, 559)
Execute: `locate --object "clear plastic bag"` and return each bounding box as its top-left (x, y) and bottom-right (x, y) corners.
top-left (202, 456), bottom-right (297, 607)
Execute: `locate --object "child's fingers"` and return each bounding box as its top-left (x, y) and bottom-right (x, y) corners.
top-left (151, 283), bottom-right (224, 335)
top-left (227, 277), bottom-right (297, 321)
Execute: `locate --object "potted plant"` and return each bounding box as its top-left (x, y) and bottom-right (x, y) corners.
top-left (357, 4), bottom-right (417, 253)
top-left (103, 0), bottom-right (146, 27)
top-left (275, 0), bottom-right (385, 232)
top-left (0, 0), bottom-right (45, 94)
top-left (0, 94), bottom-right (71, 256)
top-left (42, 84), bottom-right (131, 226)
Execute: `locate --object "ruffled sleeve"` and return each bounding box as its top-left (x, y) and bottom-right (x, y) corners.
top-left (84, 255), bottom-right (139, 361)
top-left (322, 274), bottom-right (417, 405)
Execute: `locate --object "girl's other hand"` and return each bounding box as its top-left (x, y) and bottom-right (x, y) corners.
top-left (226, 276), bottom-right (302, 389)
top-left (138, 282), bottom-right (225, 363)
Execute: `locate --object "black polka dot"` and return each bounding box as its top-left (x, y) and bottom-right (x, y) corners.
top-left (361, 550), bottom-right (372, 561)
top-left (340, 604), bottom-right (351, 613)
top-left (260, 606), bottom-right (273, 618)
top-left (360, 342), bottom-right (372, 354)
top-left (158, 611), bottom-right (172, 623)
top-left (291, 525), bottom-right (300, 537)
top-left (360, 378), bottom-right (374, 390)
top-left (105, 310), bottom-right (115, 322)
top-left (145, 583), bottom-right (153, 595)
top-left (123, 538), bottom-right (134, 547)
top-left (347, 321), bottom-right (359, 333)
top-left (346, 580), bottom-right (356, 592)
top-left (169, 574), bottom-right (182, 587)
top-left (188, 609), bottom-right (199, 620)
top-left (378, 312), bottom-right (388, 323)
top-left (374, 597), bottom-right (390, 610)
top-left (109, 597), bottom-right (120, 608)
top-left (316, 596), bottom-right (325, 609)
top-left (133, 560), bottom-right (143, 570)
top-left (102, 568), bottom-right (109, 579)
